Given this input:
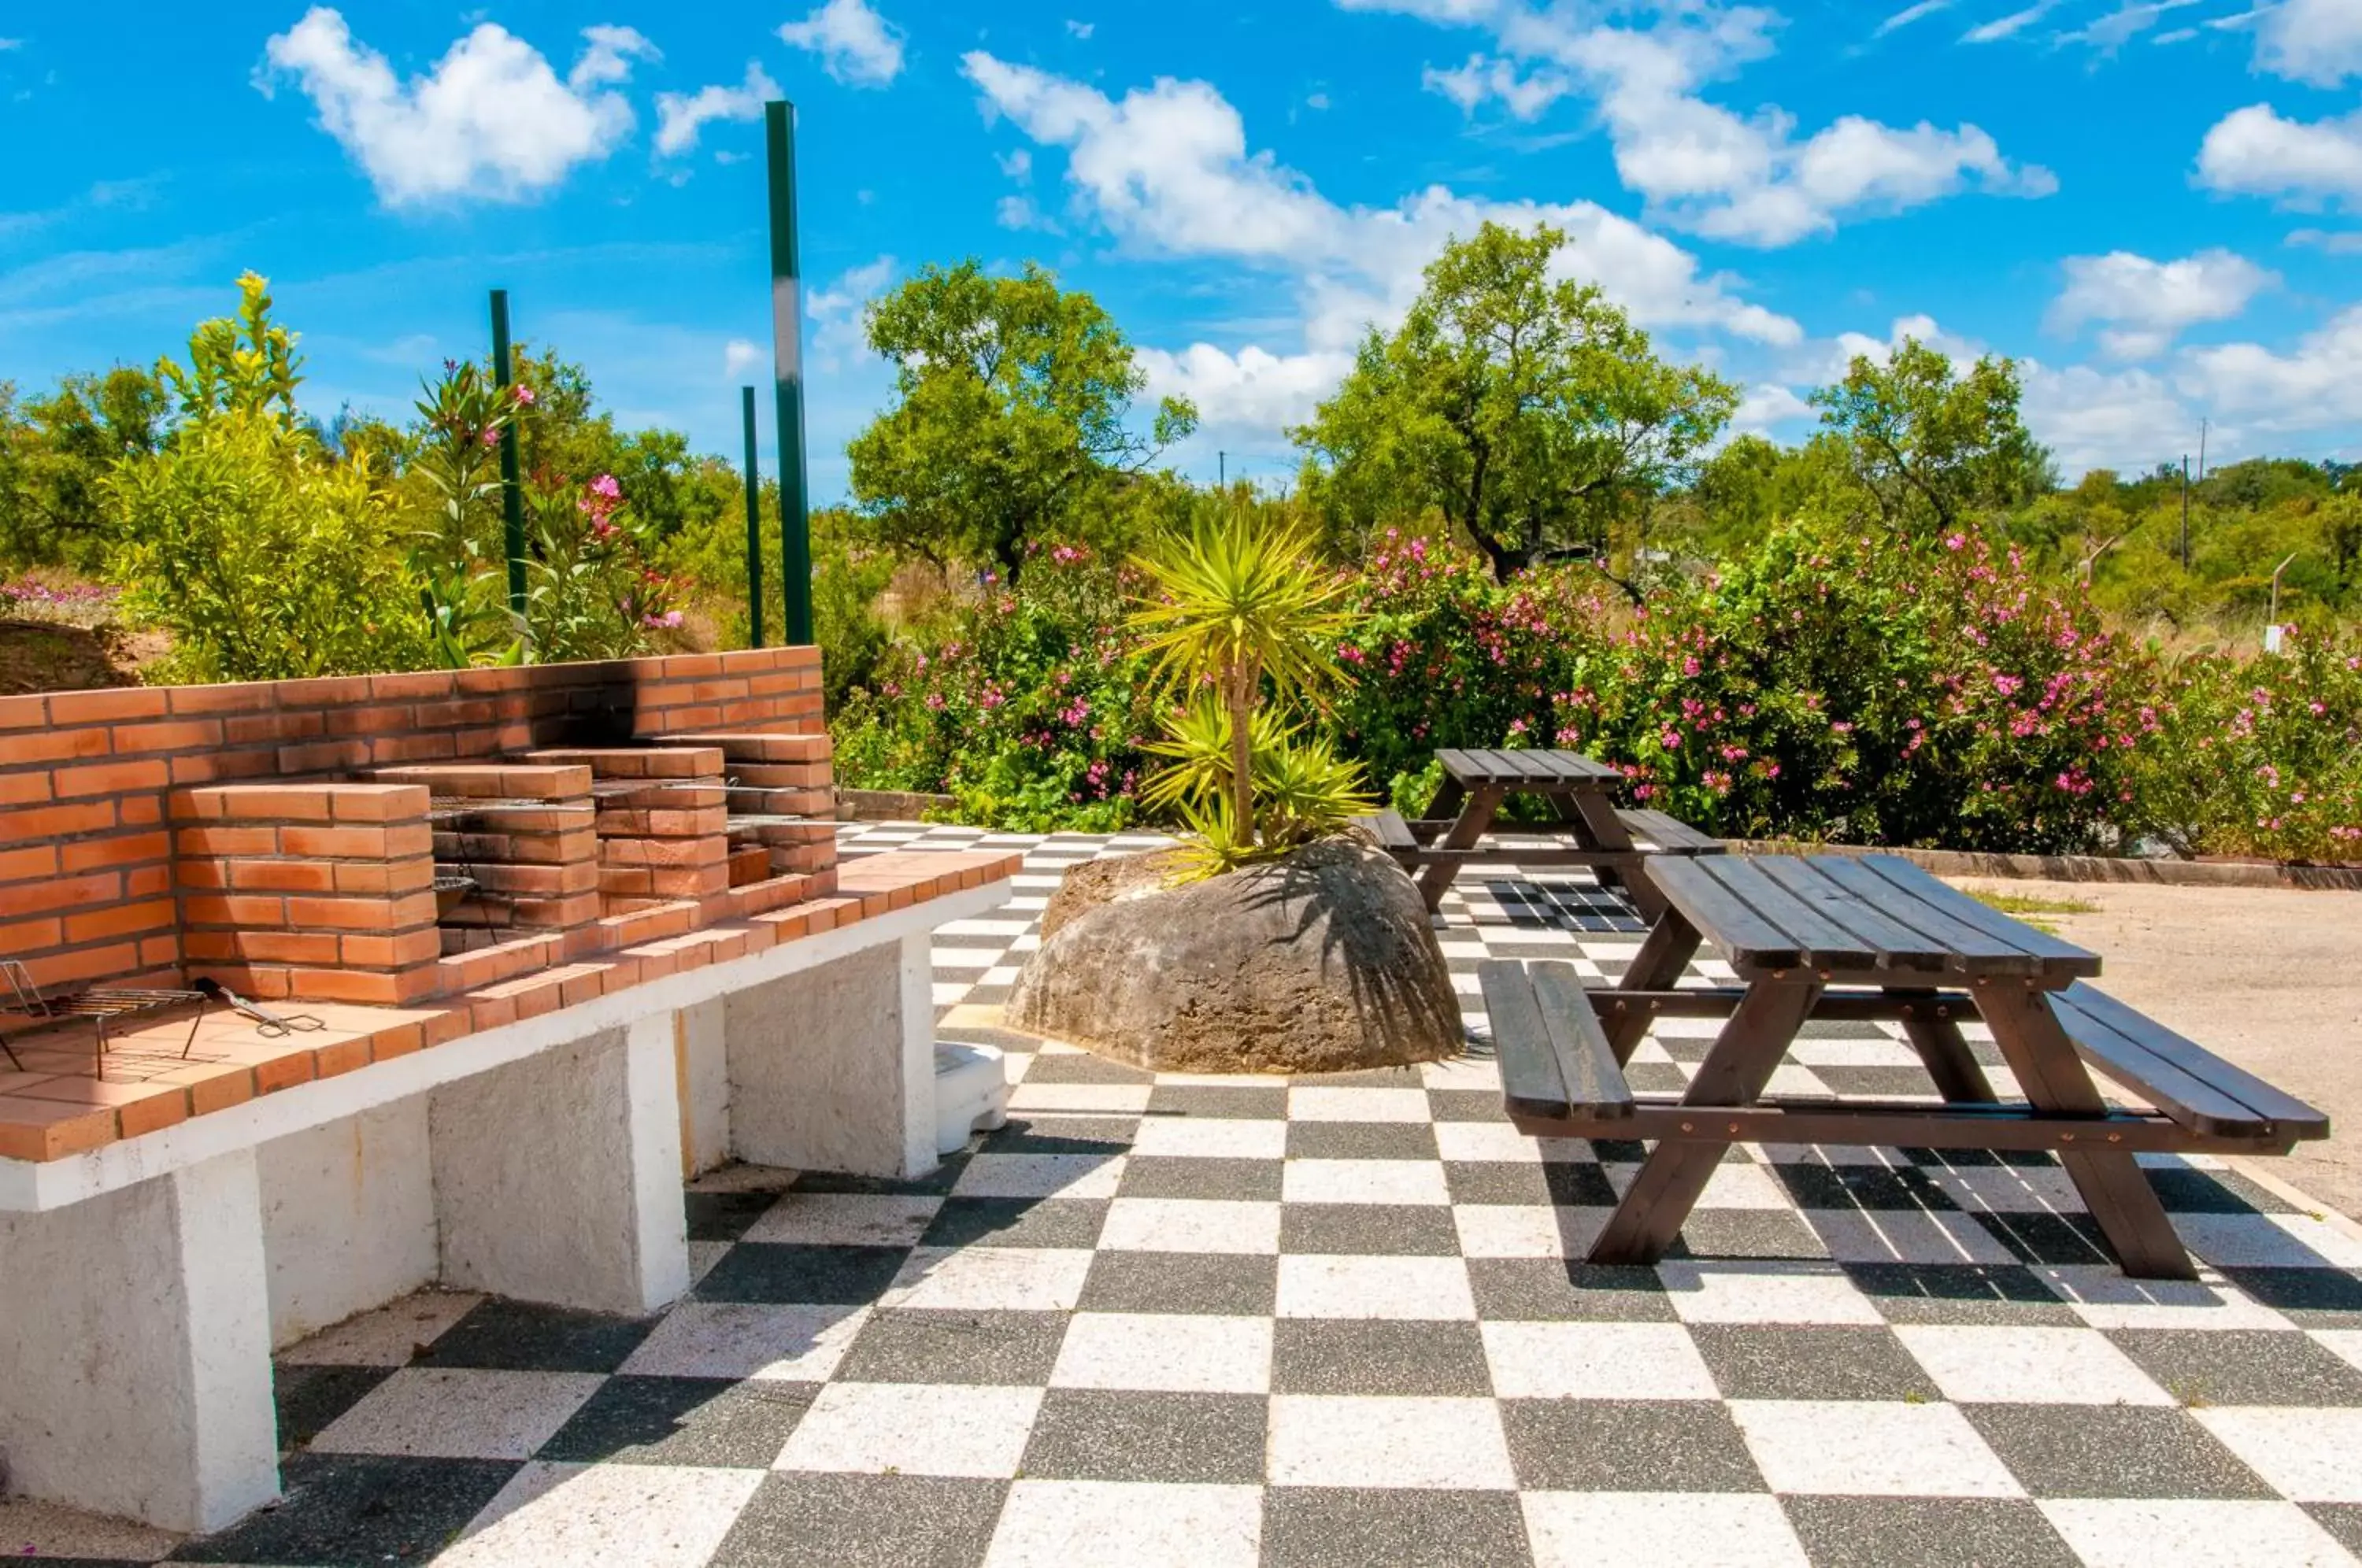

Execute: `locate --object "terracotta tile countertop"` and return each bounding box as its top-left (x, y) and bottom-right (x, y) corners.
top-left (0, 849), bottom-right (1018, 1163)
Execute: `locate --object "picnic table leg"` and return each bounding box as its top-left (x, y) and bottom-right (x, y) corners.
top-left (1601, 908), bottom-right (1704, 1065)
top-left (1975, 983), bottom-right (2196, 1281)
top-left (1423, 774), bottom-right (1468, 823)
top-left (1589, 977), bottom-right (1823, 1266)
top-left (1565, 787), bottom-right (1664, 921)
top-left (1414, 784), bottom-right (1503, 913)
top-left (1883, 988), bottom-right (1997, 1104)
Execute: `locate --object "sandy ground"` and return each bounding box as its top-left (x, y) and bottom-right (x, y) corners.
top-left (1951, 876), bottom-right (2362, 1220)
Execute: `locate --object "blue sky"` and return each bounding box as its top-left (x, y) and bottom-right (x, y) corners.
top-left (3, 1), bottom-right (2360, 497)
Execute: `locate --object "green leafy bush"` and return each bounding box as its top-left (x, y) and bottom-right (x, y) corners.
top-left (2130, 627), bottom-right (2362, 864)
top-left (830, 544), bottom-right (1161, 831)
top-left (110, 412), bottom-right (429, 682)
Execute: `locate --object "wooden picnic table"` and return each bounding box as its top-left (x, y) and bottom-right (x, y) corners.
top-left (1479, 852), bottom-right (2331, 1281)
top-left (1383, 748), bottom-right (1722, 916)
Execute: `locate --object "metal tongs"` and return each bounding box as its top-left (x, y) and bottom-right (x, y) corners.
top-left (192, 978), bottom-right (327, 1038)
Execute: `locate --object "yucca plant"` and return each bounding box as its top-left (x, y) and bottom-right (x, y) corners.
top-left (1131, 507), bottom-right (1372, 871)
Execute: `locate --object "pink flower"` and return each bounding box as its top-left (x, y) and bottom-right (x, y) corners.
top-left (590, 473), bottom-right (622, 501)
top-left (513, 385), bottom-right (537, 407)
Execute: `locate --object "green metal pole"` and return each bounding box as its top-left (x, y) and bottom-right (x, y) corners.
top-left (765, 100), bottom-right (814, 646)
top-left (489, 290), bottom-right (528, 616)
top-left (741, 385), bottom-right (765, 648)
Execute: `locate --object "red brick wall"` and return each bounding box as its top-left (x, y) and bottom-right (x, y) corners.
top-left (0, 647), bottom-right (822, 995)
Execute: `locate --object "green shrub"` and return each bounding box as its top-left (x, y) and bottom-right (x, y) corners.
top-left (109, 412), bottom-right (429, 682)
top-left (2131, 626), bottom-right (2362, 864)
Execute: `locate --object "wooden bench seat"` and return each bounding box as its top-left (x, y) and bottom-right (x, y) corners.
top-left (1614, 808), bottom-right (1724, 855)
top-left (1351, 808), bottom-right (1420, 853)
top-left (1479, 959), bottom-right (1633, 1124)
top-left (2052, 981), bottom-right (2331, 1143)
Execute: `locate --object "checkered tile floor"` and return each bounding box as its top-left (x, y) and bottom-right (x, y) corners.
top-left (102, 826), bottom-right (2362, 1566)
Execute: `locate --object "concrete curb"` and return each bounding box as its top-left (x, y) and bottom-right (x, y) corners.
top-left (838, 789), bottom-right (957, 822)
top-left (1731, 840), bottom-right (2362, 893)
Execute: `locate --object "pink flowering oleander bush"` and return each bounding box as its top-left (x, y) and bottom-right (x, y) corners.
top-left (830, 516), bottom-right (2356, 859)
top-left (829, 544), bottom-right (1162, 832)
top-left (1574, 523), bottom-right (2149, 854)
top-left (2130, 626), bottom-right (2362, 865)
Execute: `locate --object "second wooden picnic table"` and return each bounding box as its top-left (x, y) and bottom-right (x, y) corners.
top-left (1405, 747), bottom-right (1721, 916)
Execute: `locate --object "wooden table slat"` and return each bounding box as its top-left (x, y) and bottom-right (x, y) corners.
top-left (1693, 856), bottom-right (1880, 971)
top-left (1853, 854), bottom-right (2103, 978)
top-left (1803, 855), bottom-right (2047, 976)
top-left (1644, 858), bottom-right (1808, 971)
top-left (1479, 960), bottom-right (1571, 1119)
top-left (1529, 960), bottom-right (1635, 1119)
top-left (1749, 857), bottom-right (1955, 974)
top-left (2053, 982), bottom-right (2329, 1135)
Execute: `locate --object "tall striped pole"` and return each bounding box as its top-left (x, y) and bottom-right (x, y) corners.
top-left (765, 100), bottom-right (814, 646)
top-left (489, 289), bottom-right (528, 617)
top-left (741, 385), bottom-right (765, 648)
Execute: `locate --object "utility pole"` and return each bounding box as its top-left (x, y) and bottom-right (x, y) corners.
top-left (489, 290), bottom-right (528, 617)
top-left (765, 101), bottom-right (814, 646)
top-left (741, 386), bottom-right (764, 648)
top-left (1218, 451), bottom-right (1225, 487)
top-left (2180, 454), bottom-right (2192, 571)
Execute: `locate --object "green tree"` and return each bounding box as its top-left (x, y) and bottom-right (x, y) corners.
top-left (0, 367), bottom-right (167, 570)
top-left (1809, 338), bottom-right (2053, 534)
top-left (846, 261), bottom-right (1197, 583)
top-left (1294, 221), bottom-right (1738, 580)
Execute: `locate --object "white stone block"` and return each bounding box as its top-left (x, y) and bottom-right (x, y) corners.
top-left (726, 932), bottom-right (940, 1179)
top-left (679, 997), bottom-right (731, 1178)
top-left (0, 1150), bottom-right (279, 1532)
top-left (428, 1014), bottom-right (689, 1316)
top-left (257, 1100), bottom-right (438, 1349)
top-left (935, 1042), bottom-right (1010, 1156)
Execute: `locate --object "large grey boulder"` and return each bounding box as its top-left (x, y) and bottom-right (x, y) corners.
top-left (1008, 836), bottom-right (1464, 1074)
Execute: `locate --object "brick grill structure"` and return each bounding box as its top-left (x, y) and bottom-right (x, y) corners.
top-left (0, 648), bottom-right (827, 997)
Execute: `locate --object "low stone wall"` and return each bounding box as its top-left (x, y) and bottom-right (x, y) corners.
top-left (838, 788), bottom-right (956, 822)
top-left (1733, 839), bottom-right (2362, 893)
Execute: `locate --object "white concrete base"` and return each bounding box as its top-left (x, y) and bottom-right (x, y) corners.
top-left (0, 1150), bottom-right (279, 1532)
top-left (429, 1014), bottom-right (690, 1316)
top-left (0, 883), bottom-right (1013, 1539)
top-left (679, 996), bottom-right (731, 1178)
top-left (726, 930), bottom-right (940, 1179)
top-left (257, 1100), bottom-right (437, 1349)
top-left (935, 1043), bottom-right (1010, 1156)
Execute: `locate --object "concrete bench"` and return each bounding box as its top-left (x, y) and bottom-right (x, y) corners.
top-left (0, 845), bottom-right (1011, 1532)
top-left (0, 649), bottom-right (1008, 1534)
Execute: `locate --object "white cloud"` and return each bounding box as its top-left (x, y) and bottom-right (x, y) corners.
top-left (1422, 53), bottom-right (1572, 120)
top-left (261, 7), bottom-right (653, 205)
top-left (779, 0), bottom-right (905, 87)
top-left (2060, 1), bottom-right (2201, 53)
top-left (1731, 380), bottom-right (1814, 433)
top-left (1066, 19), bottom-right (1094, 39)
top-left (961, 53), bottom-right (1802, 460)
top-left (1342, 3), bottom-right (2053, 247)
top-left (2256, 0), bottom-right (2362, 85)
top-left (2020, 361), bottom-right (2193, 476)
top-left (654, 61), bottom-right (779, 157)
top-left (1962, 2), bottom-right (2062, 43)
top-left (2289, 227), bottom-right (2362, 253)
top-left (997, 148), bottom-right (1033, 181)
top-left (2046, 248), bottom-right (2274, 359)
top-left (2182, 305), bottom-right (2362, 429)
top-left (803, 255), bottom-right (895, 372)
top-left (724, 338), bottom-right (764, 379)
top-left (1138, 343), bottom-right (1357, 433)
top-left (961, 53), bottom-right (1800, 351)
top-left (0, 37), bottom-right (22, 50)
top-left (2197, 103), bottom-right (2362, 206)
top-left (1876, 1), bottom-right (1954, 36)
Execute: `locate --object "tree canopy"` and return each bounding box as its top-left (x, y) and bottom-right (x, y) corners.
top-left (846, 260), bottom-right (1197, 582)
top-left (1809, 338), bottom-right (2054, 533)
top-left (1292, 220), bottom-right (1738, 580)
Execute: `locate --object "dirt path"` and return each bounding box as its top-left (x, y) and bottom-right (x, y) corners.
top-left (1952, 876), bottom-right (2362, 1221)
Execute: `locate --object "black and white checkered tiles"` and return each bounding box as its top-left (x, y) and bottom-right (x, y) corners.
top-left (135, 826), bottom-right (2362, 1567)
